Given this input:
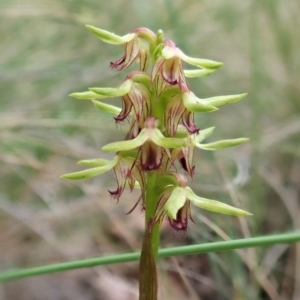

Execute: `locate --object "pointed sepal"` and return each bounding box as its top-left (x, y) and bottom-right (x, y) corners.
top-left (186, 187), bottom-right (252, 216)
top-left (77, 158), bottom-right (111, 167)
top-left (184, 69), bottom-right (216, 78)
top-left (85, 25), bottom-right (135, 45)
top-left (69, 91), bottom-right (107, 100)
top-left (90, 80), bottom-right (132, 98)
top-left (151, 129), bottom-right (186, 149)
top-left (193, 127), bottom-right (215, 143)
top-left (203, 93), bottom-right (247, 107)
top-left (92, 100), bottom-right (122, 115)
top-left (178, 50), bottom-right (224, 70)
top-left (195, 138), bottom-right (249, 150)
top-left (183, 92), bottom-right (218, 113)
top-left (102, 129), bottom-right (148, 152)
top-left (60, 164), bottom-right (112, 180)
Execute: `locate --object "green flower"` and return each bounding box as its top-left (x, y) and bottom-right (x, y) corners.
top-left (152, 39), bottom-right (223, 92)
top-left (102, 117), bottom-right (186, 170)
top-left (70, 72), bottom-right (151, 130)
top-left (60, 153), bottom-right (145, 202)
top-left (155, 178), bottom-right (251, 231)
top-left (86, 25), bottom-right (156, 71)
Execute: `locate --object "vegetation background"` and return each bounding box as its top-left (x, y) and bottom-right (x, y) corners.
top-left (0, 0), bottom-right (299, 299)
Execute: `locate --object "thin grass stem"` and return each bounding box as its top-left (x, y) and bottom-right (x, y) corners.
top-left (0, 231), bottom-right (299, 282)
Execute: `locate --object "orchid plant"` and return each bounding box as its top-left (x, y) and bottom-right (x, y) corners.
top-left (61, 25), bottom-right (251, 300)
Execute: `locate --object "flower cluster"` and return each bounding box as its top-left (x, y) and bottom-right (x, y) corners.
top-left (61, 26), bottom-right (250, 231)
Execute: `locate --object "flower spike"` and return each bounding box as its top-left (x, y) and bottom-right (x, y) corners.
top-left (62, 25), bottom-right (250, 299)
top-left (64, 26), bottom-right (249, 222)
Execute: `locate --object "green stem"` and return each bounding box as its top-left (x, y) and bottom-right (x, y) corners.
top-left (139, 171), bottom-right (160, 300)
top-left (145, 171), bottom-right (160, 257)
top-left (1, 231), bottom-right (299, 282)
top-left (139, 220), bottom-right (158, 300)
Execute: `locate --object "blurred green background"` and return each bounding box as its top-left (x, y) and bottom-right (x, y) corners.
top-left (0, 0), bottom-right (299, 299)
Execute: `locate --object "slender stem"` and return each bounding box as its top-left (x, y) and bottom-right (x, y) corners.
top-left (145, 171), bottom-right (160, 257)
top-left (1, 231), bottom-right (299, 282)
top-left (139, 220), bottom-right (158, 300)
top-left (139, 171), bottom-right (160, 300)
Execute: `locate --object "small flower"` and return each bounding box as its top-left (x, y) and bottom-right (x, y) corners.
top-left (86, 25), bottom-right (156, 71)
top-left (102, 117), bottom-right (186, 170)
top-left (162, 90), bottom-right (247, 137)
top-left (169, 126), bottom-right (249, 178)
top-left (71, 72), bottom-right (151, 130)
top-left (110, 36), bottom-right (149, 71)
top-left (154, 174), bottom-right (251, 231)
top-left (164, 93), bottom-right (186, 136)
top-left (110, 81), bottom-right (150, 127)
top-left (161, 90), bottom-right (218, 137)
top-left (91, 73), bottom-right (151, 128)
top-left (184, 110), bottom-right (200, 134)
top-left (152, 40), bottom-right (189, 92)
top-left (191, 127), bottom-right (249, 151)
top-left (60, 153), bottom-right (145, 202)
top-left (161, 126), bottom-right (195, 177)
top-left (152, 40), bottom-right (223, 92)
top-left (174, 134), bottom-right (195, 178)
